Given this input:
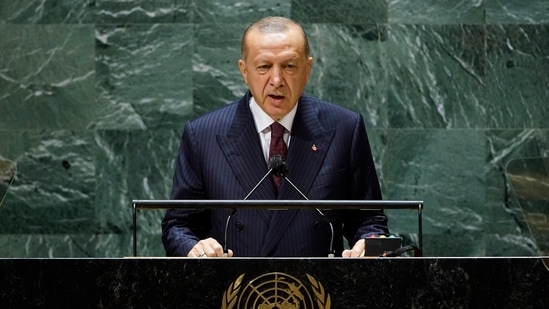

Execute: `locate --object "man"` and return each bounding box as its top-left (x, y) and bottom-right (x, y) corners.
top-left (162, 16), bottom-right (389, 258)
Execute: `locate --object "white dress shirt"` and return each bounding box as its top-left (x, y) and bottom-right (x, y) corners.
top-left (249, 96), bottom-right (297, 163)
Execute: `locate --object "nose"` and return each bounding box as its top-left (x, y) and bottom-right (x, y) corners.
top-left (270, 66), bottom-right (283, 88)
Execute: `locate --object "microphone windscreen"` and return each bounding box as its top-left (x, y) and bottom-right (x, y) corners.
top-left (268, 155), bottom-right (288, 177)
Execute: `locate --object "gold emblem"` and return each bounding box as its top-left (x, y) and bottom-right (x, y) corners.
top-left (221, 272), bottom-right (330, 309)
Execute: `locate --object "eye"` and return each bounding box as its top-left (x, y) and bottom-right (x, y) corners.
top-left (284, 64), bottom-right (297, 73)
top-left (257, 64), bottom-right (270, 73)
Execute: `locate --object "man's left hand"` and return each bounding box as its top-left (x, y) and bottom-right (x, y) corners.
top-left (342, 239), bottom-right (365, 257)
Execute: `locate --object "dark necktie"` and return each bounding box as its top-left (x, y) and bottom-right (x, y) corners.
top-left (269, 122), bottom-right (287, 190)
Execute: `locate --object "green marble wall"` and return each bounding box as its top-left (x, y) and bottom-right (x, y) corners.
top-left (0, 0), bottom-right (547, 258)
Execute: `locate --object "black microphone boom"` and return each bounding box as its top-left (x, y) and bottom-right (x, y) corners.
top-left (224, 155), bottom-right (286, 256)
top-left (243, 155), bottom-right (284, 200)
top-left (274, 159), bottom-right (336, 258)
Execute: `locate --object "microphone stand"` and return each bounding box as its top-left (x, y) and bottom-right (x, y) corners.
top-left (222, 209), bottom-right (236, 257)
top-left (243, 168), bottom-right (274, 200)
top-left (223, 156), bottom-right (284, 256)
top-left (275, 164), bottom-right (336, 258)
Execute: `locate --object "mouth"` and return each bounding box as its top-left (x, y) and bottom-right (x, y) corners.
top-left (268, 94), bottom-right (285, 101)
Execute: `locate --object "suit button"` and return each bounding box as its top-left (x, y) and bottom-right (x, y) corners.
top-left (313, 220), bottom-right (322, 230)
top-left (235, 222), bottom-right (243, 232)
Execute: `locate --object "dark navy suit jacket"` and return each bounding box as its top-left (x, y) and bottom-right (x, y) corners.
top-left (162, 91), bottom-right (388, 257)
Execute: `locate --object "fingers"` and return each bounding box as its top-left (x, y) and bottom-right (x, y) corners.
top-left (188, 237), bottom-right (230, 258)
top-left (342, 239), bottom-right (366, 258)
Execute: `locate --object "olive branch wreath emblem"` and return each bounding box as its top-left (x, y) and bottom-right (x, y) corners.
top-left (306, 274), bottom-right (331, 309)
top-left (221, 273), bottom-right (331, 309)
top-left (221, 274), bottom-right (245, 309)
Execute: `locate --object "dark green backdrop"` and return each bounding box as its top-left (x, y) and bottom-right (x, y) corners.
top-left (0, 0), bottom-right (547, 257)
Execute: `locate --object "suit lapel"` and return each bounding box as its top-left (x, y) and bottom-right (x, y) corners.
top-left (260, 97), bottom-right (335, 256)
top-left (216, 93), bottom-right (275, 222)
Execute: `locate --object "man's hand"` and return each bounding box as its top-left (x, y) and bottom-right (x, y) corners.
top-left (188, 237), bottom-right (234, 257)
top-left (342, 238), bottom-right (365, 257)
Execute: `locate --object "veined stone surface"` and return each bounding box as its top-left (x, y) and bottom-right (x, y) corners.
top-left (0, 0), bottom-right (547, 257)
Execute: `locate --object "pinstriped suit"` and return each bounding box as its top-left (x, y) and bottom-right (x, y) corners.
top-left (161, 91), bottom-right (389, 257)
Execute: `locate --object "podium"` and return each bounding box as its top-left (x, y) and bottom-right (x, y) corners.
top-left (1, 257), bottom-right (548, 308)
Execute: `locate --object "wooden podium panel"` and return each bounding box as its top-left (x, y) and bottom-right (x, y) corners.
top-left (1, 257), bottom-right (548, 308)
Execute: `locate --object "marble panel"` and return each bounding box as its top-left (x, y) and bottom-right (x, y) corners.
top-left (304, 24), bottom-right (388, 128)
top-left (486, 0), bottom-right (549, 24)
top-left (291, 0), bottom-right (387, 24)
top-left (365, 128), bottom-right (387, 188)
top-left (94, 129), bottom-right (178, 238)
top-left (97, 0), bottom-right (291, 24)
top-left (506, 157), bottom-right (549, 255)
top-left (129, 228), bottom-right (165, 257)
top-left (93, 23), bottom-right (194, 130)
top-left (188, 0), bottom-right (291, 24)
top-left (485, 24), bottom-right (549, 129)
top-left (0, 158), bottom-right (16, 207)
top-left (0, 24), bottom-right (95, 130)
top-left (386, 24), bottom-right (487, 129)
top-left (0, 231), bottom-right (162, 258)
top-left (97, 0), bottom-right (191, 23)
top-left (0, 131), bottom-right (96, 235)
top-left (484, 129), bottom-right (549, 256)
top-left (383, 129), bottom-right (486, 256)
top-left (0, 234), bottom-right (96, 258)
top-left (192, 23), bottom-right (249, 114)
top-left (388, 0), bottom-right (486, 24)
top-left (1, 0), bottom-right (548, 259)
top-left (0, 0), bottom-right (96, 24)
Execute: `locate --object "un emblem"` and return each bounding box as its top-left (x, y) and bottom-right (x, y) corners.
top-left (221, 272), bottom-right (331, 309)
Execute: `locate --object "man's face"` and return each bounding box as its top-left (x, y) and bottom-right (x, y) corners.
top-left (238, 27), bottom-right (313, 121)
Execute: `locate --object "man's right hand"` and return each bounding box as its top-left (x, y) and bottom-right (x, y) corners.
top-left (188, 237), bottom-right (234, 257)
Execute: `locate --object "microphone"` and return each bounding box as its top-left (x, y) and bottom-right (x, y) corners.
top-left (273, 159), bottom-right (336, 258)
top-left (243, 155), bottom-right (285, 200)
top-left (223, 155), bottom-right (285, 256)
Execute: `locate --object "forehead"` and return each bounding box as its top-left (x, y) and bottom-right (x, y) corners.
top-left (245, 27), bottom-right (306, 56)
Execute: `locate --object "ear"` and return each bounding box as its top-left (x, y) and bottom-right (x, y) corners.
top-left (238, 59), bottom-right (248, 85)
top-left (305, 56), bottom-right (314, 80)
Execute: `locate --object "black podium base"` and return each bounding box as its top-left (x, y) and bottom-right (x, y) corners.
top-left (1, 257), bottom-right (548, 308)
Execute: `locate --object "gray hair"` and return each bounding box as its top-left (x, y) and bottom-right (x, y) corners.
top-left (241, 16), bottom-right (310, 59)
